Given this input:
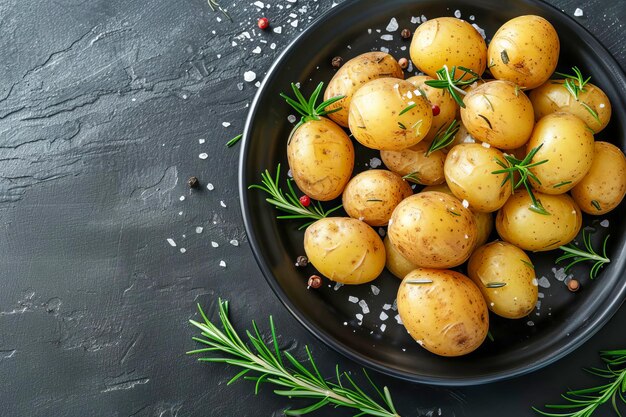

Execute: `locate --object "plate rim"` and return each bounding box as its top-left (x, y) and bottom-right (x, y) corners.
top-left (239, 0), bottom-right (626, 386)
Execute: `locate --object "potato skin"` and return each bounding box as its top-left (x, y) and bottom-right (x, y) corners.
top-left (287, 118), bottom-right (354, 201)
top-left (380, 140), bottom-right (446, 185)
top-left (384, 236), bottom-right (417, 279)
top-left (406, 75), bottom-right (458, 143)
top-left (468, 241), bottom-right (538, 319)
top-left (410, 17), bottom-right (487, 80)
top-left (342, 170), bottom-right (413, 227)
top-left (571, 142), bottom-right (626, 215)
top-left (397, 268), bottom-right (489, 357)
top-left (527, 113), bottom-right (595, 194)
top-left (496, 192), bottom-right (582, 251)
top-left (324, 52), bottom-right (404, 127)
top-left (461, 80), bottom-right (535, 149)
top-left (304, 218), bottom-right (386, 285)
top-left (349, 78), bottom-right (433, 151)
top-left (444, 144), bottom-right (512, 212)
top-left (388, 192), bottom-right (477, 268)
top-left (488, 15), bottom-right (560, 89)
top-left (529, 81), bottom-right (612, 133)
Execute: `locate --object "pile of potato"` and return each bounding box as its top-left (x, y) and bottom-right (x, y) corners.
top-left (287, 15), bottom-right (626, 357)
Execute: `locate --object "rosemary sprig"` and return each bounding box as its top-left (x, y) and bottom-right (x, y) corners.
top-left (533, 349), bottom-right (626, 417)
top-left (556, 230), bottom-right (610, 279)
top-left (248, 164), bottom-right (343, 230)
top-left (555, 66), bottom-right (601, 126)
top-left (226, 134), bottom-right (243, 148)
top-left (492, 145), bottom-right (550, 215)
top-left (485, 282), bottom-right (507, 288)
top-left (399, 103), bottom-right (417, 116)
top-left (188, 300), bottom-right (401, 417)
top-left (280, 82), bottom-right (345, 135)
top-left (426, 119), bottom-right (460, 156)
top-left (424, 65), bottom-right (480, 108)
top-left (207, 0), bottom-right (232, 21)
top-left (402, 171), bottom-right (420, 183)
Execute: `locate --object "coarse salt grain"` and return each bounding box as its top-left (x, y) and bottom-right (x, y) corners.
top-left (206, 183), bottom-right (214, 191)
top-left (167, 238), bottom-right (177, 247)
top-left (287, 115), bottom-right (297, 123)
top-left (273, 26), bottom-right (282, 34)
top-left (383, 304), bottom-right (392, 310)
top-left (380, 47), bottom-right (390, 54)
top-left (220, 201), bottom-right (227, 208)
top-left (371, 285), bottom-right (380, 295)
top-left (380, 324), bottom-right (386, 332)
top-left (395, 314), bottom-right (403, 324)
top-left (386, 17), bottom-right (399, 32)
top-left (222, 122), bottom-right (231, 127)
top-left (219, 260), bottom-right (226, 268)
top-left (454, 9), bottom-right (461, 18)
top-left (230, 239), bottom-right (239, 247)
top-left (243, 71), bottom-right (257, 82)
top-left (527, 320), bottom-right (535, 326)
top-left (599, 103), bottom-right (606, 108)
top-left (369, 157), bottom-right (382, 168)
top-left (574, 8), bottom-right (583, 17)
top-left (358, 300), bottom-right (370, 314)
top-left (532, 278), bottom-right (538, 286)
top-left (600, 219), bottom-right (609, 227)
top-left (199, 153), bottom-right (208, 159)
top-left (380, 312), bottom-right (388, 321)
top-left (196, 227), bottom-right (204, 234)
top-left (334, 282), bottom-right (343, 291)
top-left (378, 228), bottom-right (386, 237)
top-left (482, 142), bottom-right (491, 148)
top-left (538, 277), bottom-right (551, 288)
top-left (198, 138), bottom-right (205, 144)
top-left (180, 248), bottom-right (186, 253)
top-left (356, 313), bottom-right (363, 322)
top-left (211, 241), bottom-right (219, 248)
top-left (179, 196), bottom-right (185, 201)
top-left (380, 34), bottom-right (393, 41)
top-left (462, 199), bottom-right (469, 208)
top-left (348, 296), bottom-right (359, 303)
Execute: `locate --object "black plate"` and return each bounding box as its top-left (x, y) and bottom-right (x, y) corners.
top-left (239, 0), bottom-right (626, 385)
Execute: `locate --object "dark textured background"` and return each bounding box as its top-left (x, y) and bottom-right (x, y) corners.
top-left (0, 0), bottom-right (624, 416)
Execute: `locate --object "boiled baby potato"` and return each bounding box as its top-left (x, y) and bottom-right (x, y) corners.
top-left (468, 241), bottom-right (538, 319)
top-left (397, 268), bottom-right (488, 357)
top-left (388, 192), bottom-right (477, 268)
top-left (571, 141), bottom-right (626, 215)
top-left (406, 75), bottom-right (458, 143)
top-left (349, 78), bottom-right (433, 151)
top-left (384, 235), bottom-right (417, 280)
top-left (496, 192), bottom-right (582, 251)
top-left (488, 15), bottom-right (560, 89)
top-left (444, 143), bottom-right (513, 213)
top-left (324, 52), bottom-right (404, 127)
top-left (446, 120), bottom-right (480, 150)
top-left (410, 17), bottom-right (487, 80)
top-left (529, 79), bottom-right (612, 133)
top-left (422, 184), bottom-right (493, 250)
top-left (287, 118), bottom-right (354, 201)
top-left (342, 170), bottom-right (413, 227)
top-left (461, 80), bottom-right (535, 149)
top-left (380, 140), bottom-right (446, 185)
top-left (527, 113), bottom-right (594, 194)
top-left (304, 217), bottom-right (385, 284)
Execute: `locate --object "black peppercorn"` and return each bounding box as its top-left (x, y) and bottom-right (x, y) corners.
top-left (295, 255), bottom-right (308, 268)
top-left (331, 56), bottom-right (343, 69)
top-left (308, 275), bottom-right (322, 289)
top-left (401, 28), bottom-right (411, 39)
top-left (187, 176), bottom-right (200, 188)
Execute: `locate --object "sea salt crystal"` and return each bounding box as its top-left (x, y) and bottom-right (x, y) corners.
top-left (358, 300), bottom-right (370, 314)
top-left (599, 103), bottom-right (606, 108)
top-left (179, 196), bottom-right (185, 201)
top-left (532, 278), bottom-right (538, 286)
top-left (252, 46), bottom-right (261, 54)
top-left (469, 15), bottom-right (475, 21)
top-left (356, 313), bottom-right (364, 322)
top-left (411, 16), bottom-right (420, 24)
top-left (378, 228), bottom-right (386, 237)
top-left (536, 300), bottom-right (542, 310)
top-left (270, 43), bottom-right (276, 50)
top-left (206, 183), bottom-right (214, 191)
top-left (380, 324), bottom-right (386, 332)
top-left (220, 201), bottom-right (227, 208)
top-left (392, 299), bottom-right (398, 311)
top-left (198, 138), bottom-right (205, 144)
top-left (552, 267), bottom-right (568, 282)
top-left (199, 153), bottom-right (208, 159)
top-left (482, 142), bottom-right (491, 148)
top-left (574, 8), bottom-right (583, 17)
top-left (243, 71), bottom-right (257, 82)
top-left (196, 227), bottom-right (204, 234)
top-left (380, 34), bottom-right (393, 41)
top-left (386, 17), bottom-right (399, 32)
top-left (369, 157), bottom-right (382, 168)
top-left (287, 115), bottom-right (297, 123)
top-left (334, 282), bottom-right (344, 291)
top-left (454, 9), bottom-right (461, 18)
top-left (167, 238), bottom-right (177, 247)
top-left (527, 320), bottom-right (535, 327)
top-left (462, 199), bottom-right (469, 208)
top-left (211, 241), bottom-right (219, 248)
top-left (380, 311), bottom-right (388, 321)
top-left (348, 296), bottom-right (359, 303)
top-left (222, 122), bottom-right (231, 127)
top-left (180, 248), bottom-right (186, 253)
top-left (383, 304), bottom-right (392, 311)
top-left (600, 219), bottom-right (609, 228)
top-left (380, 47), bottom-right (390, 54)
top-left (538, 293), bottom-right (545, 299)
top-left (472, 24), bottom-right (486, 39)
top-left (371, 285), bottom-right (380, 295)
top-left (273, 26), bottom-right (282, 34)
top-left (219, 260), bottom-right (226, 268)
top-left (290, 20), bottom-right (298, 28)
top-left (538, 277), bottom-right (551, 288)
top-left (253, 1), bottom-right (264, 8)
top-left (395, 314), bottom-right (403, 324)
top-left (230, 239), bottom-right (239, 247)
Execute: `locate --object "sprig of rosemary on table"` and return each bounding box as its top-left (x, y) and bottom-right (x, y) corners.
top-left (533, 349), bottom-right (626, 417)
top-left (248, 164), bottom-right (343, 230)
top-left (280, 82), bottom-right (345, 134)
top-left (557, 230), bottom-right (611, 280)
top-left (207, 0), bottom-right (232, 21)
top-left (426, 119), bottom-right (460, 156)
top-left (188, 299), bottom-right (401, 417)
top-left (492, 145), bottom-right (550, 215)
top-left (554, 66), bottom-right (601, 126)
top-left (424, 65), bottom-right (480, 108)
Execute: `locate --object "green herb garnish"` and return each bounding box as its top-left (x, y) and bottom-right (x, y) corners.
top-left (477, 114), bottom-right (493, 129)
top-left (226, 134), bottom-right (243, 148)
top-left (553, 181), bottom-right (572, 189)
top-left (485, 282), bottom-right (507, 288)
top-left (207, 0), bottom-right (232, 21)
top-left (398, 122), bottom-right (407, 130)
top-left (424, 65), bottom-right (480, 108)
top-left (557, 230), bottom-right (610, 280)
top-left (500, 50), bottom-right (510, 65)
top-left (405, 279), bottom-right (433, 285)
top-left (189, 300), bottom-right (401, 417)
top-left (426, 119), bottom-right (460, 156)
top-left (399, 103), bottom-right (417, 116)
top-left (591, 200), bottom-right (602, 211)
top-left (402, 171), bottom-right (421, 183)
top-left (521, 259), bottom-right (535, 269)
top-left (555, 67), bottom-right (601, 126)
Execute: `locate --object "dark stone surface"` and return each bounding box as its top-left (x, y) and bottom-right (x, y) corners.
top-left (0, 0), bottom-right (624, 416)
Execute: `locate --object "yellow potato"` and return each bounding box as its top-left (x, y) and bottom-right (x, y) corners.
top-left (342, 170), bottom-right (413, 226)
top-left (304, 218), bottom-right (385, 285)
top-left (410, 17), bottom-right (487, 80)
top-left (406, 75), bottom-right (458, 143)
top-left (529, 80), bottom-right (612, 133)
top-left (468, 241), bottom-right (538, 319)
top-left (527, 113), bottom-right (595, 194)
top-left (496, 192), bottom-right (582, 251)
top-left (571, 141), bottom-right (626, 215)
top-left (384, 235), bottom-right (417, 280)
top-left (388, 192), bottom-right (477, 268)
top-left (461, 80), bottom-right (535, 149)
top-left (380, 140), bottom-right (446, 185)
top-left (446, 120), bottom-right (480, 150)
top-left (397, 268), bottom-right (488, 357)
top-left (488, 15), bottom-right (560, 89)
top-left (444, 144), bottom-right (512, 212)
top-left (349, 78), bottom-right (433, 150)
top-left (324, 52), bottom-right (404, 127)
top-left (287, 118), bottom-right (354, 201)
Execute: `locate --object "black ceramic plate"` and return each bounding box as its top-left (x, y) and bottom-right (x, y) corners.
top-left (239, 0), bottom-right (626, 385)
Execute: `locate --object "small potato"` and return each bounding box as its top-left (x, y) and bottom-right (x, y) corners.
top-left (380, 140), bottom-right (446, 185)
top-left (397, 268), bottom-right (488, 357)
top-left (287, 118), bottom-right (354, 201)
top-left (304, 218), bottom-right (385, 284)
top-left (571, 141), bottom-right (626, 215)
top-left (447, 120), bottom-right (480, 150)
top-left (461, 80), bottom-right (535, 149)
top-left (444, 144), bottom-right (512, 212)
top-left (342, 170), bottom-right (413, 226)
top-left (349, 78), bottom-right (433, 150)
top-left (388, 192), bottom-right (477, 268)
top-left (529, 80), bottom-right (612, 133)
top-left (410, 17), bottom-right (487, 80)
top-left (527, 113), bottom-right (595, 194)
top-left (384, 236), bottom-right (417, 279)
top-left (406, 75), bottom-right (458, 143)
top-left (488, 15), bottom-right (560, 89)
top-left (324, 52), bottom-right (404, 127)
top-left (496, 192), bottom-right (582, 251)
top-left (468, 241), bottom-right (538, 319)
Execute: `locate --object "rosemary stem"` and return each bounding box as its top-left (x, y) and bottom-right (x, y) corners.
top-left (561, 247), bottom-right (610, 264)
